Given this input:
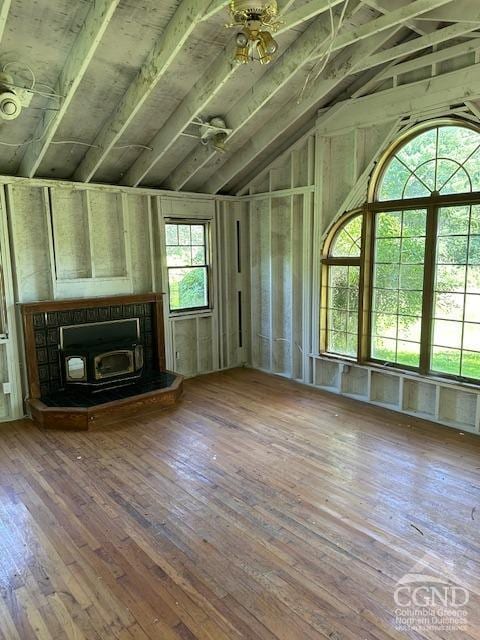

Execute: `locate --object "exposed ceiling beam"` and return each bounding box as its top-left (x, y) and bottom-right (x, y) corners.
top-left (201, 0), bottom-right (230, 21)
top-left (199, 30), bottom-right (399, 194)
top-left (180, 0), bottom-right (458, 191)
top-left (201, 50), bottom-right (480, 194)
top-left (413, 0), bottom-right (477, 22)
top-left (18, 0), bottom-right (120, 179)
top-left (361, 0), bottom-right (437, 36)
top-left (465, 100), bottom-right (480, 121)
top-left (0, 0), bottom-right (11, 43)
top-left (364, 38), bottom-right (480, 85)
top-left (351, 20), bottom-right (480, 74)
top-left (120, 0), bottom-right (348, 188)
top-left (310, 0), bottom-right (453, 61)
top-left (316, 62), bottom-right (480, 134)
top-left (165, 3), bottom-right (366, 190)
top-left (73, 0), bottom-right (217, 184)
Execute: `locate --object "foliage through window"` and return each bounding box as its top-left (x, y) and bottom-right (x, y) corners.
top-left (323, 214), bottom-right (362, 358)
top-left (165, 222), bottom-right (209, 312)
top-left (378, 125), bottom-right (480, 200)
top-left (322, 121), bottom-right (480, 383)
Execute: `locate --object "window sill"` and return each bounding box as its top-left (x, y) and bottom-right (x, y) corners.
top-left (169, 308), bottom-right (213, 319)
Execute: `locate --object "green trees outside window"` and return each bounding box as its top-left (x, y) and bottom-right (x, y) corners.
top-left (322, 121), bottom-right (480, 383)
top-left (165, 222), bottom-right (209, 312)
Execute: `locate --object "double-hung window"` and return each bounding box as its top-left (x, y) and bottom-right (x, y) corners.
top-left (165, 221), bottom-right (210, 313)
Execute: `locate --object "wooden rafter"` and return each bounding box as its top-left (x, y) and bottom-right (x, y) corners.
top-left (202, 57), bottom-right (480, 194)
top-left (165, 2), bottom-right (365, 190)
top-left (0, 0), bottom-right (11, 43)
top-left (18, 0), bottom-right (120, 179)
top-left (120, 0), bottom-right (349, 188)
top-left (167, 0), bottom-right (455, 191)
top-left (73, 0), bottom-right (223, 184)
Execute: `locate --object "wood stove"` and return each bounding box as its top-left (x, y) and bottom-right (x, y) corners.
top-left (61, 318), bottom-right (143, 389)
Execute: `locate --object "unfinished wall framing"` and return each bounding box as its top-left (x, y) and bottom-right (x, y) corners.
top-left (0, 178), bottom-right (245, 420)
top-left (241, 74), bottom-right (480, 435)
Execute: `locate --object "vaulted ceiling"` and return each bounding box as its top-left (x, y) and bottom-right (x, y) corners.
top-left (0, 0), bottom-right (478, 195)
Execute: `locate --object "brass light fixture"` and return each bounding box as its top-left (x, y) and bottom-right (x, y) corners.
top-left (226, 1), bottom-right (281, 65)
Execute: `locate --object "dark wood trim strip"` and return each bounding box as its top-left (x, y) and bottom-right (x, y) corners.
top-left (21, 292), bottom-right (164, 315)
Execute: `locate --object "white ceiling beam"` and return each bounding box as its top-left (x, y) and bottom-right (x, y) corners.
top-left (200, 29), bottom-right (400, 194)
top-left (202, 55), bottom-right (480, 194)
top-left (180, 0), bottom-right (457, 191)
top-left (201, 0), bottom-right (230, 21)
top-left (120, 0), bottom-right (347, 188)
top-left (366, 39), bottom-right (480, 85)
top-left (18, 0), bottom-right (120, 179)
top-left (73, 0), bottom-right (216, 184)
top-left (465, 100), bottom-right (480, 121)
top-left (0, 0), bottom-right (11, 43)
top-left (351, 20), bottom-right (480, 75)
top-left (361, 0), bottom-right (437, 36)
top-left (413, 0), bottom-right (478, 22)
top-left (165, 3), bottom-right (366, 190)
top-left (315, 62), bottom-right (480, 134)
top-left (310, 0), bottom-right (453, 61)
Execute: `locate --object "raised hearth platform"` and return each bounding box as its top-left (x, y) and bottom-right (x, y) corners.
top-left (28, 371), bottom-right (183, 430)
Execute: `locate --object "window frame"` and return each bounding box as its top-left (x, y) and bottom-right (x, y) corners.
top-left (321, 119), bottom-right (480, 386)
top-left (320, 209), bottom-right (366, 360)
top-left (165, 219), bottom-right (212, 314)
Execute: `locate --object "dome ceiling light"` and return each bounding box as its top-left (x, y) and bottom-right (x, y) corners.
top-left (226, 1), bottom-right (281, 65)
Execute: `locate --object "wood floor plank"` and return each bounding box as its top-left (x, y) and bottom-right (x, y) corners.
top-left (1, 368), bottom-right (480, 639)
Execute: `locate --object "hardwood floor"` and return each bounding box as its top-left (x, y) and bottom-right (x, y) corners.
top-left (0, 368), bottom-right (479, 640)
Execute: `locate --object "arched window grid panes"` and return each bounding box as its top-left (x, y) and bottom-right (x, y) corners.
top-left (320, 211), bottom-right (365, 360)
top-left (322, 119), bottom-right (480, 385)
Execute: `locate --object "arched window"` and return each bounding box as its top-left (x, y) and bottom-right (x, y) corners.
top-left (321, 212), bottom-right (363, 358)
top-left (322, 120), bottom-right (480, 383)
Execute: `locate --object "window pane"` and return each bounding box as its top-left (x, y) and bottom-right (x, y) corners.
top-left (396, 342), bottom-right (420, 368)
top-left (372, 313), bottom-right (397, 339)
top-left (326, 265), bottom-right (359, 357)
top-left (178, 225), bottom-right (191, 245)
top-left (461, 350), bottom-right (480, 379)
top-left (165, 224), bottom-right (178, 245)
top-left (398, 290), bottom-right (422, 317)
top-left (377, 125), bottom-right (480, 201)
top-left (403, 209), bottom-right (427, 237)
top-left (437, 206), bottom-right (470, 236)
top-left (372, 337), bottom-right (397, 362)
top-left (330, 215), bottom-right (363, 257)
top-left (431, 205), bottom-right (480, 380)
top-left (433, 320), bottom-right (462, 349)
top-left (376, 211), bottom-right (401, 237)
top-left (191, 225), bottom-right (205, 245)
top-left (373, 289), bottom-right (398, 314)
top-left (432, 347), bottom-right (461, 376)
top-left (437, 237), bottom-right (468, 264)
top-left (168, 267), bottom-right (208, 311)
top-left (371, 209), bottom-right (426, 368)
top-left (166, 245), bottom-right (191, 267)
top-left (192, 245), bottom-right (206, 265)
top-left (434, 292), bottom-right (464, 321)
top-left (375, 238), bottom-right (400, 263)
top-left (465, 294), bottom-right (480, 322)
